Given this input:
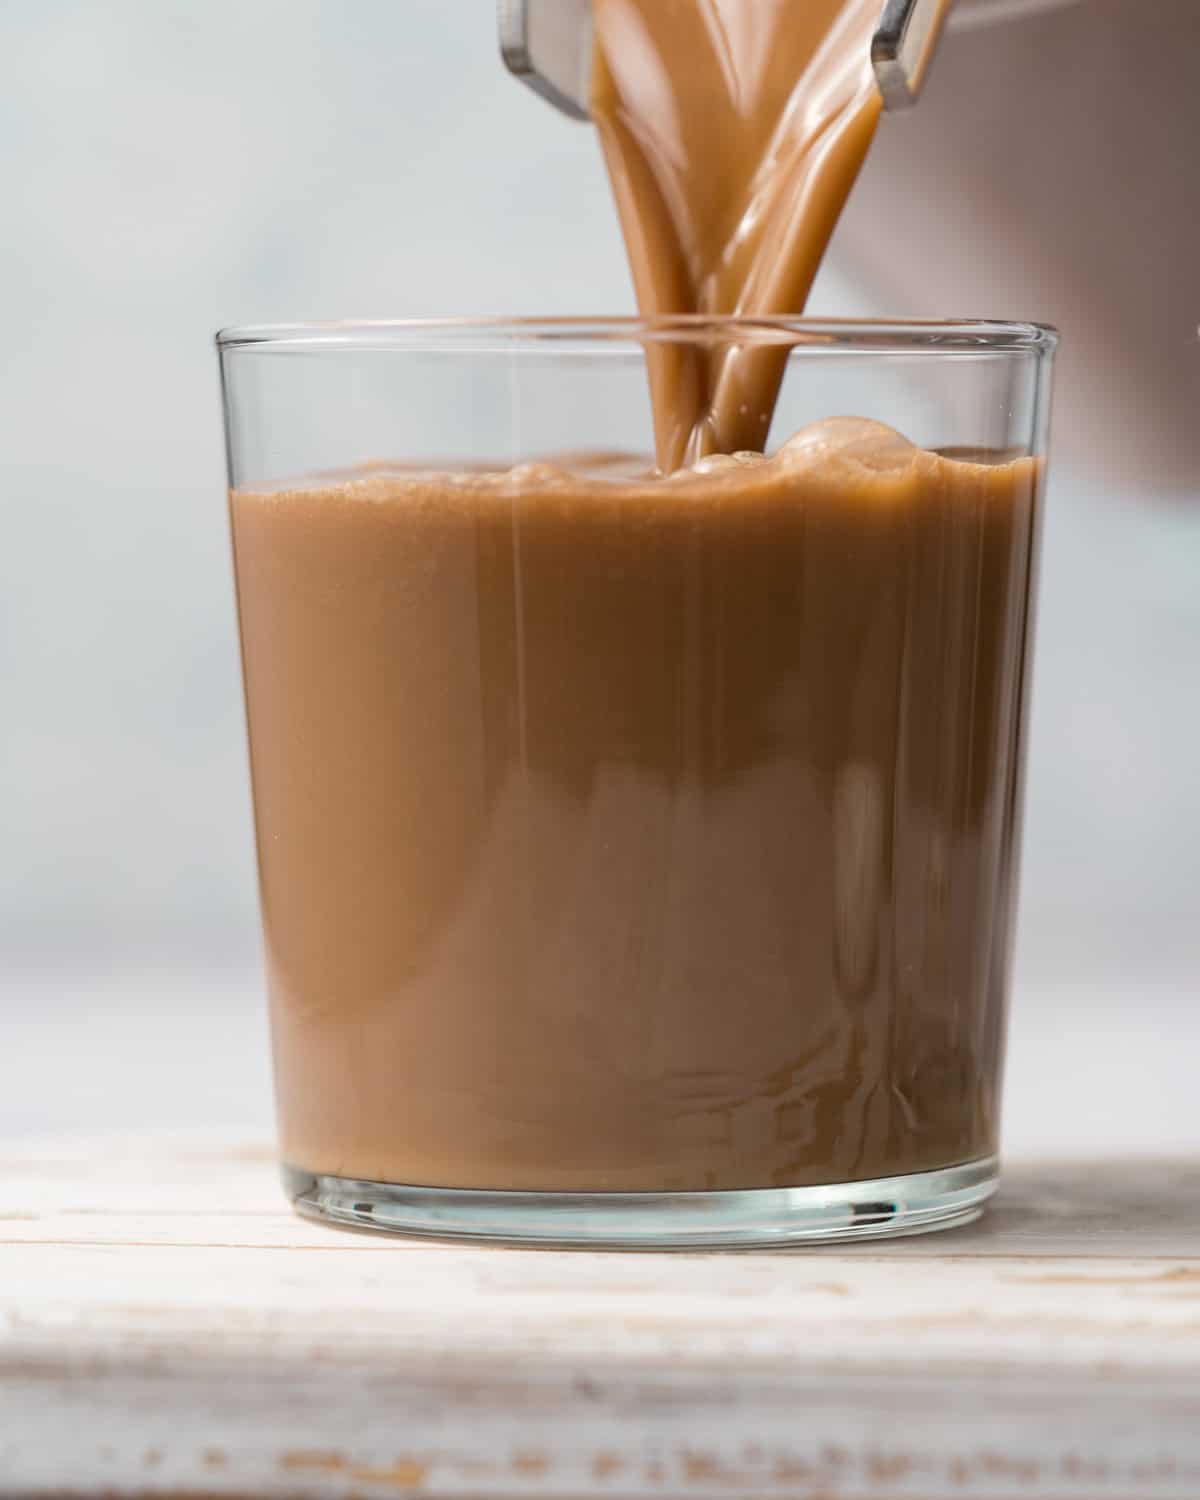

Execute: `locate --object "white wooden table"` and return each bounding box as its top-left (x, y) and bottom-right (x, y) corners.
top-left (3, 1134), bottom-right (1198, 1499)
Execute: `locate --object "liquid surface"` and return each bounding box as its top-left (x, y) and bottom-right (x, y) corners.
top-left (233, 422), bottom-right (1039, 1190)
top-left (592, 0), bottom-right (882, 467)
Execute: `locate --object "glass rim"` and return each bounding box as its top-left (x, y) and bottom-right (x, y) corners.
top-left (216, 315), bottom-right (1058, 355)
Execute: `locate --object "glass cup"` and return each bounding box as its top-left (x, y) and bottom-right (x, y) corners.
top-left (218, 317), bottom-right (1056, 1246)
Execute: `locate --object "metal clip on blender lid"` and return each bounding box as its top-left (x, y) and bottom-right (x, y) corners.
top-left (872, 0), bottom-right (954, 107)
top-left (497, 0), bottom-right (593, 123)
top-left (498, 0), bottom-right (953, 121)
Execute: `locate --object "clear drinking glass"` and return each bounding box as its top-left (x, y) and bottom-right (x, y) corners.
top-left (218, 317), bottom-right (1056, 1246)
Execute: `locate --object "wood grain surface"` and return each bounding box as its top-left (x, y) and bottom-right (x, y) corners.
top-left (2, 1135), bottom-right (1199, 1499)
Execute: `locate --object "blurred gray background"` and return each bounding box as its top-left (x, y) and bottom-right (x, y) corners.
top-left (3, 0), bottom-right (1196, 1145)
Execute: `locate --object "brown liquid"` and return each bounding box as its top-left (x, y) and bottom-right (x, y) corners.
top-left (591, 0), bottom-right (881, 468)
top-left (233, 424), bottom-right (1037, 1190)
top-left (231, 0), bottom-right (1041, 1191)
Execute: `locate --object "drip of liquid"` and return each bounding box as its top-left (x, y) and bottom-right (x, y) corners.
top-left (591, 0), bottom-right (882, 468)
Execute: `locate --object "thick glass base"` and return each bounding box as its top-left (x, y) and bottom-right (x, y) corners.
top-left (283, 1155), bottom-right (997, 1248)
